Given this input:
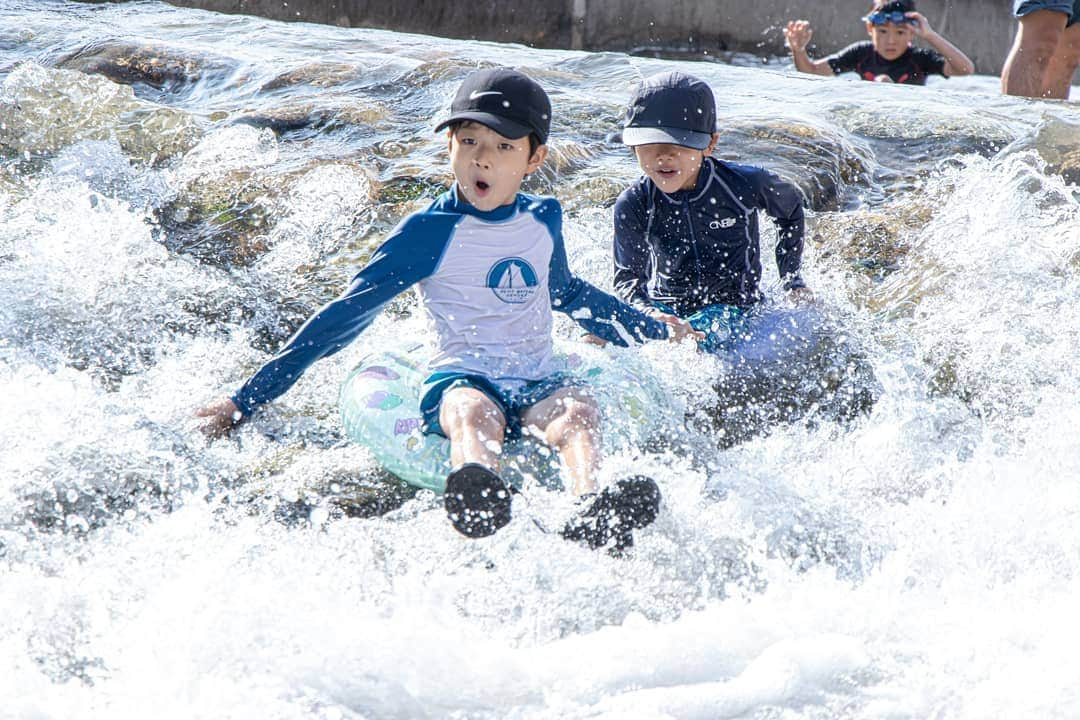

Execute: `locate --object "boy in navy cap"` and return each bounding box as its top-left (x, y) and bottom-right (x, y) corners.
top-left (197, 67), bottom-right (697, 549)
top-left (610, 71), bottom-right (810, 356)
top-left (784, 0), bottom-right (973, 85)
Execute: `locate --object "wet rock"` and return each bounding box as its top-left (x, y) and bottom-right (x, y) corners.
top-left (1031, 115), bottom-right (1080, 185)
top-left (274, 471), bottom-right (418, 525)
top-left (559, 176), bottom-right (628, 212)
top-left (238, 444), bottom-right (418, 524)
top-left (233, 98), bottom-right (392, 135)
top-left (811, 199), bottom-right (938, 284)
top-left (260, 62), bottom-right (365, 91)
top-left (13, 433), bottom-right (199, 535)
top-left (690, 330), bottom-right (879, 449)
top-left (160, 123), bottom-right (375, 269)
top-left (716, 118), bottom-right (873, 211)
top-left (160, 166), bottom-right (278, 266)
top-left (376, 175), bottom-right (446, 205)
top-left (837, 104), bottom-right (1017, 162)
top-left (54, 39), bottom-right (237, 94)
top-left (0, 62), bottom-right (201, 163)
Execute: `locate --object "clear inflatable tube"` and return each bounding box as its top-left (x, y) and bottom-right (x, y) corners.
top-left (339, 345), bottom-right (665, 493)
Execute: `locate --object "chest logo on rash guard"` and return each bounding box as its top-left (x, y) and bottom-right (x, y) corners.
top-left (487, 257), bottom-right (539, 304)
top-left (710, 217), bottom-right (737, 230)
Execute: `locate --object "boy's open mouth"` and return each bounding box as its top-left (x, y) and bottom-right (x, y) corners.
top-left (475, 180), bottom-right (490, 192)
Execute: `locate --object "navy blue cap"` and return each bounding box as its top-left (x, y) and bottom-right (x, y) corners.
top-left (620, 71), bottom-right (717, 151)
top-left (435, 67), bottom-right (552, 145)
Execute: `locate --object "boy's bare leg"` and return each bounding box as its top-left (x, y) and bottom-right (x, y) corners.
top-left (1002, 10), bottom-right (1068, 98)
top-left (521, 388), bottom-right (602, 496)
top-left (439, 387), bottom-right (506, 471)
top-left (1042, 22), bottom-right (1080, 98)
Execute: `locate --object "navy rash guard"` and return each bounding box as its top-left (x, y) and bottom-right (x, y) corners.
top-left (613, 157), bottom-right (806, 316)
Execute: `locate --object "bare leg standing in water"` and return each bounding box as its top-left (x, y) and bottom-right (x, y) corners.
top-left (1002, 4), bottom-right (1080, 99)
top-left (1042, 23), bottom-right (1080, 97)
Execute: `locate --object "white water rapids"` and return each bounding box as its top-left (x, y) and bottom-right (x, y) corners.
top-left (3, 1), bottom-right (1080, 717)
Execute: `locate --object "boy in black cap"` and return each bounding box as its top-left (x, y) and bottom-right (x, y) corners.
top-left (197, 67), bottom-right (697, 550)
top-left (610, 71), bottom-right (810, 356)
top-left (784, 0), bottom-right (974, 85)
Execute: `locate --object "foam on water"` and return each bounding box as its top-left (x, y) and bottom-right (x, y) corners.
top-left (3, 0), bottom-right (1080, 717)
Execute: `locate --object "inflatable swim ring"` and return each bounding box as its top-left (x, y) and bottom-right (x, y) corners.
top-left (339, 345), bottom-right (665, 493)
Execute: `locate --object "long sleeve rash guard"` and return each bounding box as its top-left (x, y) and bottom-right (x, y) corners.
top-left (613, 157), bottom-right (806, 316)
top-left (231, 186), bottom-right (670, 416)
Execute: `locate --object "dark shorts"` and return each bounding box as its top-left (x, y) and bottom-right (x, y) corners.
top-left (419, 371), bottom-right (579, 439)
top-left (1015, 0), bottom-right (1080, 25)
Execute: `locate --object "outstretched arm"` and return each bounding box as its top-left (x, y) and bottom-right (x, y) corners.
top-left (197, 214), bottom-right (451, 436)
top-left (784, 20), bottom-right (835, 77)
top-left (908, 12), bottom-right (975, 76)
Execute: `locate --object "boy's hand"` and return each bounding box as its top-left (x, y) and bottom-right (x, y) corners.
top-left (783, 20), bottom-right (813, 53)
top-left (581, 333), bottom-right (609, 347)
top-left (196, 398), bottom-right (246, 438)
top-left (905, 11), bottom-right (932, 38)
top-left (647, 309), bottom-right (704, 344)
top-left (789, 286), bottom-right (815, 305)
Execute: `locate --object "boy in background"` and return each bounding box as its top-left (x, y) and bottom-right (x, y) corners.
top-left (197, 67), bottom-right (697, 550)
top-left (784, 0), bottom-right (974, 85)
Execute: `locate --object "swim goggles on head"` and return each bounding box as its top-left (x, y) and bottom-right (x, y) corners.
top-left (864, 10), bottom-right (916, 25)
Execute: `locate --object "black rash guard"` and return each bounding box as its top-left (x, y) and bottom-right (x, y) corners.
top-left (826, 42), bottom-right (946, 85)
top-left (613, 157), bottom-right (805, 315)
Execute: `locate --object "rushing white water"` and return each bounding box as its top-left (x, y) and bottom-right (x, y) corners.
top-left (3, 1), bottom-right (1080, 717)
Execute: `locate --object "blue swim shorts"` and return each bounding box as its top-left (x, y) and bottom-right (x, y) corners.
top-left (653, 301), bottom-right (750, 355)
top-left (419, 371), bottom-right (580, 439)
top-left (1015, 0), bottom-right (1080, 25)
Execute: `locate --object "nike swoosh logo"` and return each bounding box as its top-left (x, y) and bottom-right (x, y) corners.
top-left (469, 90), bottom-right (503, 100)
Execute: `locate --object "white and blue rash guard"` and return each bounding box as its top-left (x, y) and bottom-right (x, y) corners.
top-left (231, 186), bottom-right (670, 416)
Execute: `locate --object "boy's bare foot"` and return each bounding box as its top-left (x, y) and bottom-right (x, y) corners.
top-left (195, 398), bottom-right (245, 438)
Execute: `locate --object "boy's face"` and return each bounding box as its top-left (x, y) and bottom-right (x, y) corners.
top-left (448, 121), bottom-right (546, 211)
top-left (866, 21), bottom-right (914, 60)
top-left (633, 134), bottom-right (719, 194)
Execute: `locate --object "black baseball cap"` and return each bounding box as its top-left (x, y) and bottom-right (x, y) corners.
top-left (434, 67), bottom-right (552, 145)
top-left (620, 71), bottom-right (717, 151)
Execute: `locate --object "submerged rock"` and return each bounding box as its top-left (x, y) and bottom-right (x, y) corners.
top-left (811, 197), bottom-right (939, 287)
top-left (0, 62), bottom-right (201, 163)
top-left (54, 39), bottom-right (238, 94)
top-left (160, 124), bottom-right (375, 268)
top-left (260, 62), bottom-right (365, 91)
top-left (716, 118), bottom-right (873, 212)
top-left (1031, 115), bottom-right (1080, 185)
top-left (233, 98), bottom-right (393, 135)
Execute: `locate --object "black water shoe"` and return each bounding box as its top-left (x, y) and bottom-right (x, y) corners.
top-left (444, 463), bottom-right (513, 538)
top-left (561, 476), bottom-right (661, 553)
